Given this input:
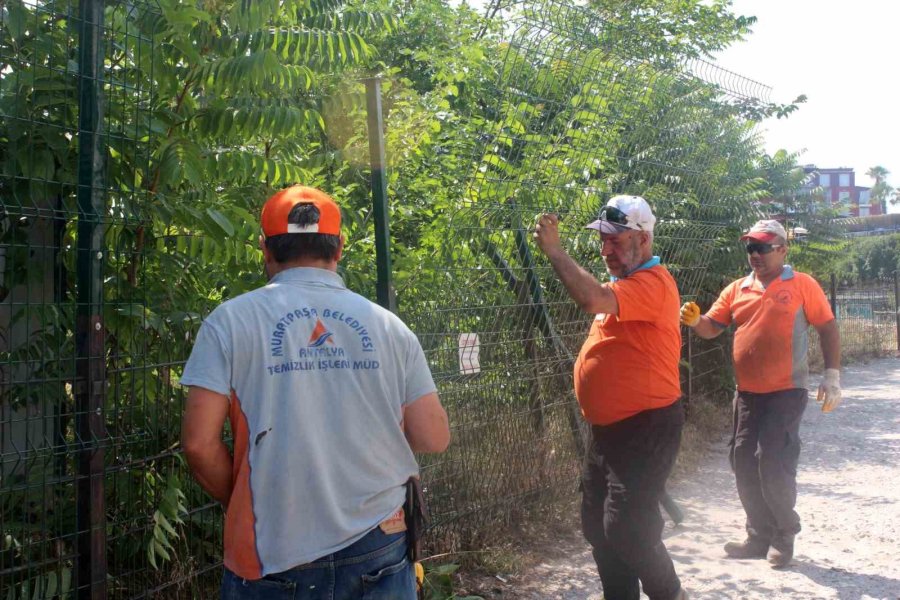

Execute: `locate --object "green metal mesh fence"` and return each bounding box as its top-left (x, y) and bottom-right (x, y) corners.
top-left (809, 275), bottom-right (900, 367)
top-left (405, 1), bottom-right (770, 548)
top-left (0, 0), bottom-right (779, 597)
top-left (0, 0), bottom-right (200, 597)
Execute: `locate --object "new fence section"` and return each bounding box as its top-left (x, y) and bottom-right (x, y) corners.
top-left (403, 1), bottom-right (768, 549)
top-left (1, 0), bottom-right (774, 597)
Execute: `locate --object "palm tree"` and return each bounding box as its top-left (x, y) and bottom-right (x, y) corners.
top-left (866, 165), bottom-right (893, 213)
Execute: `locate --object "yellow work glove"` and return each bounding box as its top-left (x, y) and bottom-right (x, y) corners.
top-left (817, 368), bottom-right (841, 413)
top-left (680, 302), bottom-right (701, 327)
top-left (415, 562), bottom-right (424, 596)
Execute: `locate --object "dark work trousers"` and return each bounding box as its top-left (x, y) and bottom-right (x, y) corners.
top-left (729, 388), bottom-right (808, 543)
top-left (581, 400), bottom-right (684, 600)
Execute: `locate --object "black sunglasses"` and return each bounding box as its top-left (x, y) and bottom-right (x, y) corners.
top-left (745, 243), bottom-right (782, 255)
top-left (598, 205), bottom-right (633, 228)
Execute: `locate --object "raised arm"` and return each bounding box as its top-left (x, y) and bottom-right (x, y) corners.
top-left (533, 213), bottom-right (619, 315)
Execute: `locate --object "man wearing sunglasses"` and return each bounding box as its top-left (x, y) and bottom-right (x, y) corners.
top-left (534, 195), bottom-right (687, 600)
top-left (680, 219), bottom-right (841, 569)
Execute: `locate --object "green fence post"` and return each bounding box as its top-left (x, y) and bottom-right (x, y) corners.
top-left (364, 77), bottom-right (396, 313)
top-left (75, 0), bottom-right (108, 597)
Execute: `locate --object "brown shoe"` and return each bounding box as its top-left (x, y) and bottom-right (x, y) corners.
top-left (767, 535), bottom-right (794, 568)
top-left (724, 537), bottom-right (769, 559)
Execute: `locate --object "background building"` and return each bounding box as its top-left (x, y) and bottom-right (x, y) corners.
top-left (801, 165), bottom-right (881, 217)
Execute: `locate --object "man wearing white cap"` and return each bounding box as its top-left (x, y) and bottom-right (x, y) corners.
top-left (534, 195), bottom-right (687, 600)
top-left (680, 219), bottom-right (841, 568)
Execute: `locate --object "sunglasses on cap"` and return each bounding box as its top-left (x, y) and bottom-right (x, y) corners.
top-left (597, 205), bottom-right (633, 228)
top-left (745, 243), bottom-right (782, 255)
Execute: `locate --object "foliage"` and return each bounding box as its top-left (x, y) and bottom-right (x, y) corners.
top-left (867, 165), bottom-right (894, 213)
top-left (1, 0), bottom-right (391, 591)
top-left (585, 0), bottom-right (757, 62)
top-left (0, 0), bottom-right (814, 595)
top-left (755, 149), bottom-right (847, 277)
top-left (831, 234), bottom-right (900, 282)
top-left (421, 563), bottom-right (484, 600)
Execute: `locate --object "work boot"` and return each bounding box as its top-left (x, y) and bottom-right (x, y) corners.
top-left (768, 534), bottom-right (795, 568)
top-left (724, 537), bottom-right (769, 559)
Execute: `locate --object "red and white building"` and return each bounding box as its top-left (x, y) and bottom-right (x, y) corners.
top-left (801, 165), bottom-right (882, 217)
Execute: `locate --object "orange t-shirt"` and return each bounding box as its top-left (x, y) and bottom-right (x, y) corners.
top-left (573, 263), bottom-right (682, 425)
top-left (706, 267), bottom-right (834, 393)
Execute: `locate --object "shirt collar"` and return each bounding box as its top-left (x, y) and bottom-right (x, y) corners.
top-left (270, 266), bottom-right (346, 289)
top-left (740, 265), bottom-right (795, 289)
top-left (611, 256), bottom-right (660, 282)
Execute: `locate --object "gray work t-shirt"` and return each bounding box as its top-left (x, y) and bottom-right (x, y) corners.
top-left (180, 267), bottom-right (436, 579)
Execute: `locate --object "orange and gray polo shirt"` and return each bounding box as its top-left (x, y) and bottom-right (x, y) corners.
top-left (706, 266), bottom-right (834, 393)
top-left (180, 267), bottom-right (436, 579)
top-left (574, 259), bottom-right (683, 426)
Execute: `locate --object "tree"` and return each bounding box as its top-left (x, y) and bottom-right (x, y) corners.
top-left (1, 0), bottom-right (818, 593)
top-left (0, 0), bottom-right (394, 591)
top-left (867, 165), bottom-right (894, 213)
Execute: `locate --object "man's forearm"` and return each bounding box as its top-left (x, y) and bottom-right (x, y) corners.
top-left (818, 319), bottom-right (841, 370)
top-left (544, 247), bottom-right (616, 314)
top-left (692, 315), bottom-right (725, 339)
top-left (185, 442), bottom-right (234, 507)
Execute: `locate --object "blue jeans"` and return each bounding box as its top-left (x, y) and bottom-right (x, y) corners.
top-left (220, 528), bottom-right (414, 600)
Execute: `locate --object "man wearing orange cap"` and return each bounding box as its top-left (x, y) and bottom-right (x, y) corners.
top-left (680, 219), bottom-right (841, 568)
top-left (535, 195), bottom-right (687, 600)
top-left (180, 186), bottom-right (449, 598)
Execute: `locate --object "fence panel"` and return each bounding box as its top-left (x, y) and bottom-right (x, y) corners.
top-left (403, 1), bottom-right (769, 547)
top-left (0, 0), bottom-right (203, 597)
top-left (1, 0), bottom-right (775, 596)
top-left (810, 275), bottom-right (899, 367)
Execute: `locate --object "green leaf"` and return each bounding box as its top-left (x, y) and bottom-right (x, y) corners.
top-left (206, 208), bottom-right (235, 237)
top-left (4, 0), bottom-right (27, 41)
top-left (156, 512), bottom-right (178, 537)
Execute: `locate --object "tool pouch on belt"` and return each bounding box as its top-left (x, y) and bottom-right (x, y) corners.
top-left (404, 477), bottom-right (429, 562)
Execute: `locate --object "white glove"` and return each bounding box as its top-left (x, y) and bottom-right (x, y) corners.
top-left (816, 368), bottom-right (841, 413)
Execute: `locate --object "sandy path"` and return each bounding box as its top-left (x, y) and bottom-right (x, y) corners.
top-left (514, 357), bottom-right (900, 599)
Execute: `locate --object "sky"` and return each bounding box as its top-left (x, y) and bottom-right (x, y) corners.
top-left (714, 0), bottom-right (900, 213)
top-left (458, 0), bottom-right (899, 212)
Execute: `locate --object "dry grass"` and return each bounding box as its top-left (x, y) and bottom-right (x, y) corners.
top-left (672, 393), bottom-right (732, 482)
top-left (809, 319), bottom-right (898, 369)
top-left (443, 393), bottom-right (731, 598)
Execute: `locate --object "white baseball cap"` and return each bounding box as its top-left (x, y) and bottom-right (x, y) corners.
top-left (585, 195), bottom-right (656, 234)
top-left (740, 219), bottom-right (787, 244)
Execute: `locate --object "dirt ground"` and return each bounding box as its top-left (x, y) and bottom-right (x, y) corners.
top-left (462, 357), bottom-right (900, 599)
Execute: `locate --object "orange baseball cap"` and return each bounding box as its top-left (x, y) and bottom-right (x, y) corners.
top-left (260, 186), bottom-right (341, 237)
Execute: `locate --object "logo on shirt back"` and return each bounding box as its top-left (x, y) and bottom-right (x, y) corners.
top-left (266, 308), bottom-right (380, 375)
top-left (307, 319), bottom-right (335, 347)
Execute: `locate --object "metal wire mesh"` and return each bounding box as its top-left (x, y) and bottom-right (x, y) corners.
top-left (402, 0), bottom-right (770, 548)
top-left (0, 0), bottom-right (178, 597)
top-left (2, 0), bottom-right (92, 596)
top-left (809, 275), bottom-right (900, 367)
top-left (1, 0), bottom-right (779, 596)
